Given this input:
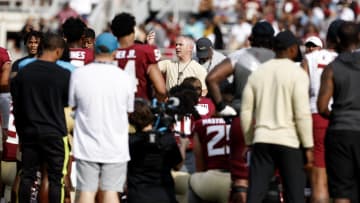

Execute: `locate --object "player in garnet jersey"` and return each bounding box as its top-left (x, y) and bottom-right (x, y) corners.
top-left (62, 17), bottom-right (94, 67)
top-left (111, 13), bottom-right (166, 101)
top-left (182, 77), bottom-right (215, 119)
top-left (190, 117), bottom-right (231, 203)
top-left (173, 78), bottom-right (215, 175)
top-left (0, 47), bottom-right (12, 150)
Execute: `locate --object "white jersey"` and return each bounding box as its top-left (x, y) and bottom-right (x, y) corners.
top-left (305, 49), bottom-right (337, 113)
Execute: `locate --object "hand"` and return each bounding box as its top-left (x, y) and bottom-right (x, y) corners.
top-left (179, 137), bottom-right (189, 149)
top-left (218, 105), bottom-right (237, 116)
top-left (146, 31), bottom-right (156, 45)
top-left (304, 148), bottom-right (314, 172)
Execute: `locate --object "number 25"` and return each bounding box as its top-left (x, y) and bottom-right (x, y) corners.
top-left (207, 125), bottom-right (230, 157)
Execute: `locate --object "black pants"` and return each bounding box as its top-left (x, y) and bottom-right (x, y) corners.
top-left (325, 130), bottom-right (360, 201)
top-left (247, 143), bottom-right (306, 203)
top-left (19, 135), bottom-right (69, 203)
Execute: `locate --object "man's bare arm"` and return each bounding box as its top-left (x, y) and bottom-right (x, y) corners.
top-left (148, 63), bottom-right (167, 101)
top-left (206, 58), bottom-right (234, 107)
top-left (317, 65), bottom-right (334, 118)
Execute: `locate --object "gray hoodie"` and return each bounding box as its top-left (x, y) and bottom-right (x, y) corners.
top-left (329, 51), bottom-right (360, 131)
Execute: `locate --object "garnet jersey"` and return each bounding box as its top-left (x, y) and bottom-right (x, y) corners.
top-left (173, 97), bottom-right (215, 150)
top-left (0, 47), bottom-right (10, 67)
top-left (195, 97), bottom-right (216, 119)
top-left (115, 44), bottom-right (161, 100)
top-left (173, 115), bottom-right (195, 150)
top-left (69, 48), bottom-right (94, 67)
top-left (193, 118), bottom-right (231, 170)
top-left (0, 47), bottom-right (11, 79)
top-left (305, 49), bottom-right (337, 113)
top-left (229, 117), bottom-right (249, 180)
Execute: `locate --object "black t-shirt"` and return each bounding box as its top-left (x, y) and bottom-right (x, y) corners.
top-left (11, 56), bottom-right (31, 73)
top-left (127, 131), bottom-right (182, 203)
top-left (11, 60), bottom-right (70, 138)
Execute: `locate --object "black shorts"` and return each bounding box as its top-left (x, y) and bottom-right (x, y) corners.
top-left (325, 129), bottom-right (360, 200)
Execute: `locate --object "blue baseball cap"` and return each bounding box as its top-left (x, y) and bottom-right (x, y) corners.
top-left (95, 32), bottom-right (118, 54)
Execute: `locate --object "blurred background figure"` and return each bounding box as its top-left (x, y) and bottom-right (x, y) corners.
top-left (82, 28), bottom-right (95, 49)
top-left (182, 14), bottom-right (204, 40)
top-left (195, 37), bottom-right (226, 73)
top-left (227, 13), bottom-right (252, 50)
top-left (55, 2), bottom-right (79, 26)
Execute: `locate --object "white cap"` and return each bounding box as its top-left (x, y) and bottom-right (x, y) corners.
top-left (305, 36), bottom-right (323, 48)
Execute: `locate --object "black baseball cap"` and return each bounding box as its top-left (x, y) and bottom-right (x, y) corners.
top-left (196, 37), bottom-right (213, 59)
top-left (274, 30), bottom-right (300, 50)
top-left (252, 21), bottom-right (275, 37)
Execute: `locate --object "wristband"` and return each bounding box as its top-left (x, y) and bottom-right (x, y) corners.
top-left (231, 185), bottom-right (248, 193)
top-left (215, 101), bottom-right (226, 111)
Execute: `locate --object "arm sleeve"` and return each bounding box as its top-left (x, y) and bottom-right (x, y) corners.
top-left (68, 71), bottom-right (77, 108)
top-left (240, 81), bottom-right (255, 146)
top-left (127, 77), bottom-right (135, 113)
top-left (293, 71), bottom-right (313, 148)
top-left (145, 45), bottom-right (161, 63)
top-left (157, 60), bottom-right (170, 73)
top-left (229, 117), bottom-right (249, 180)
top-left (228, 50), bottom-right (243, 68)
top-left (0, 48), bottom-right (11, 67)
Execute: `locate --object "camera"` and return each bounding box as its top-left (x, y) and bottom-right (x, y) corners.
top-left (150, 97), bottom-right (181, 133)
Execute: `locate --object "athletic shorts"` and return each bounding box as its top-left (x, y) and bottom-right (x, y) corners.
top-left (76, 159), bottom-right (127, 192)
top-left (189, 170), bottom-right (231, 203)
top-left (325, 129), bottom-right (360, 200)
top-left (312, 114), bottom-right (329, 167)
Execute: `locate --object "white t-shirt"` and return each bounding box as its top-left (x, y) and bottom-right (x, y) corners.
top-left (69, 62), bottom-right (134, 163)
top-left (305, 49), bottom-right (337, 113)
top-left (201, 49), bottom-right (226, 73)
top-left (196, 49), bottom-right (231, 82)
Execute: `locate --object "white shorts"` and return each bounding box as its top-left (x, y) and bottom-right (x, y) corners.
top-left (76, 159), bottom-right (127, 192)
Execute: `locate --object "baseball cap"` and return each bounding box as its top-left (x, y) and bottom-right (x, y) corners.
top-left (251, 21), bottom-right (275, 37)
top-left (274, 30), bottom-right (300, 50)
top-left (196, 37), bottom-right (213, 59)
top-left (95, 32), bottom-right (119, 54)
top-left (305, 36), bottom-right (323, 48)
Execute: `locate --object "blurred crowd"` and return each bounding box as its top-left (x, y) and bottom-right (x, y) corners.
top-left (9, 0), bottom-right (360, 58)
top-left (0, 0), bottom-right (360, 203)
